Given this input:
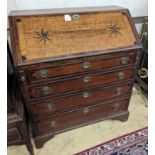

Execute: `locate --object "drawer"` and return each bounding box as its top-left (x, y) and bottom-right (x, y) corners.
top-left (31, 83), bottom-right (132, 116)
top-left (35, 98), bottom-right (128, 134)
top-left (20, 52), bottom-right (138, 84)
top-left (7, 127), bottom-right (22, 144)
top-left (27, 68), bottom-right (135, 100)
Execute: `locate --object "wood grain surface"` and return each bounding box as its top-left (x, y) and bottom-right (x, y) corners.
top-left (16, 12), bottom-right (136, 61)
top-left (31, 82), bottom-right (131, 117)
top-left (26, 68), bottom-right (134, 100)
top-left (35, 98), bottom-right (128, 135)
top-left (23, 52), bottom-right (137, 84)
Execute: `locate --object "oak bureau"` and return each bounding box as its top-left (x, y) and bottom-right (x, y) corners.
top-left (9, 6), bottom-right (142, 148)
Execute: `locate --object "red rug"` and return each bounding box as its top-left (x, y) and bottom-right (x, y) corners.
top-left (75, 127), bottom-right (148, 155)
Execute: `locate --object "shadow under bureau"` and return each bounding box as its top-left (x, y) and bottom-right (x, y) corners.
top-left (9, 6), bottom-right (142, 148)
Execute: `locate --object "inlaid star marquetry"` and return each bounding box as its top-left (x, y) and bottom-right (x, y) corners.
top-left (107, 24), bottom-right (121, 36)
top-left (35, 29), bottom-right (51, 43)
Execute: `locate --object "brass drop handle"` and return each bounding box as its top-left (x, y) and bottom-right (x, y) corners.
top-left (82, 107), bottom-right (90, 114)
top-left (83, 92), bottom-right (90, 98)
top-left (47, 103), bottom-right (55, 111)
top-left (40, 70), bottom-right (48, 78)
top-left (117, 72), bottom-right (125, 80)
top-left (50, 121), bottom-right (56, 127)
top-left (83, 62), bottom-right (91, 69)
top-left (41, 86), bottom-right (51, 95)
top-left (112, 104), bottom-right (119, 111)
top-left (83, 76), bottom-right (91, 83)
top-left (115, 87), bottom-right (122, 96)
top-left (120, 57), bottom-right (127, 65)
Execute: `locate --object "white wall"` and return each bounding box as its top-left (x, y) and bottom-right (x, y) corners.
top-left (7, 0), bottom-right (148, 17)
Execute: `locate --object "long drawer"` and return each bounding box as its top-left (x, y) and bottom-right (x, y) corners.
top-left (31, 83), bottom-right (132, 116)
top-left (35, 98), bottom-right (129, 135)
top-left (26, 68), bottom-right (135, 100)
top-left (20, 51), bottom-right (138, 84)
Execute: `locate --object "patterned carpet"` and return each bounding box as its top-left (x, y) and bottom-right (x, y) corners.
top-left (75, 127), bottom-right (148, 155)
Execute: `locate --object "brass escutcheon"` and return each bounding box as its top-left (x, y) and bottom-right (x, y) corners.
top-left (83, 92), bottom-right (90, 98)
top-left (47, 103), bottom-right (55, 111)
top-left (83, 76), bottom-right (91, 83)
top-left (82, 107), bottom-right (90, 114)
top-left (72, 14), bottom-right (80, 20)
top-left (50, 121), bottom-right (56, 127)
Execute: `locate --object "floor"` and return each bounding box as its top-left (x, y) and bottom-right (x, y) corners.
top-left (7, 85), bottom-right (148, 155)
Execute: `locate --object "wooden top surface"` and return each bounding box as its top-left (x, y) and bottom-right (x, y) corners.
top-left (9, 6), bottom-right (124, 16)
top-left (9, 6), bottom-right (141, 65)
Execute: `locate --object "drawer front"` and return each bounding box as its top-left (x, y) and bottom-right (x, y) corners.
top-left (7, 128), bottom-right (22, 144)
top-left (31, 83), bottom-right (131, 116)
top-left (27, 68), bottom-right (135, 100)
top-left (23, 52), bottom-right (137, 84)
top-left (35, 98), bottom-right (128, 134)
